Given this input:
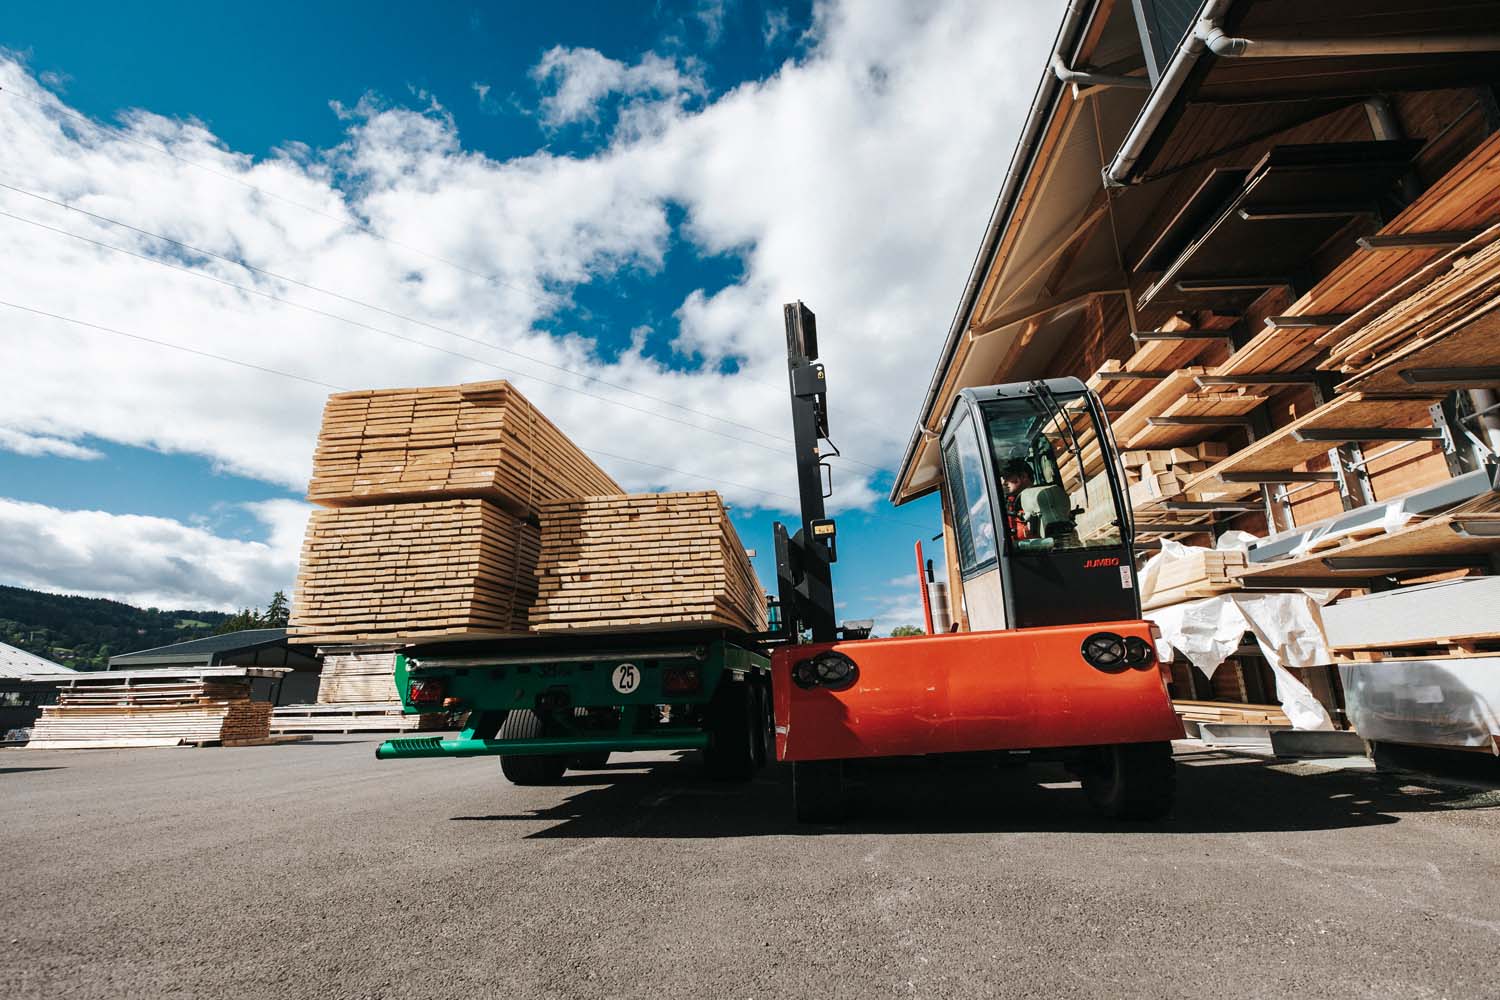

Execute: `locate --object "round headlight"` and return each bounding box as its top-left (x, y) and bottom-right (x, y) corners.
top-left (1123, 635), bottom-right (1153, 666)
top-left (1081, 632), bottom-right (1127, 670)
top-left (812, 652), bottom-right (858, 689)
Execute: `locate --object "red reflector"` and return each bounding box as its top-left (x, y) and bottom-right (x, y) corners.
top-left (661, 667), bottom-right (700, 694)
top-left (408, 678), bottom-right (446, 705)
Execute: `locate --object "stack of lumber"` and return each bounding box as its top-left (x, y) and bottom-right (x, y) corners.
top-left (1174, 699), bottom-right (1291, 728)
top-left (270, 703), bottom-right (446, 734)
top-left (26, 668), bottom-right (282, 750)
top-left (307, 380), bottom-right (621, 518)
top-left (530, 491), bottom-right (767, 634)
top-left (1122, 443), bottom-right (1228, 508)
top-left (289, 499), bottom-right (540, 644)
top-left (316, 651), bottom-right (400, 703)
top-left (1141, 547), bottom-right (1247, 611)
top-left (1322, 225), bottom-right (1500, 390)
top-left (1218, 130), bottom-right (1500, 376)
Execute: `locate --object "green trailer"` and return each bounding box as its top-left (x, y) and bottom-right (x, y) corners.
top-left (375, 631), bottom-right (773, 784)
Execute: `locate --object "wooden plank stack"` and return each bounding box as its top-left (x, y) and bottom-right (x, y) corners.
top-left (307, 380), bottom-right (621, 518)
top-left (26, 669), bottom-right (281, 750)
top-left (530, 491), bottom-right (767, 634)
top-left (1121, 443), bottom-right (1228, 508)
top-left (1141, 547), bottom-right (1247, 611)
top-left (270, 703), bottom-right (445, 734)
top-left (289, 500), bottom-right (540, 644)
top-left (316, 650), bottom-right (400, 703)
top-left (1174, 699), bottom-right (1291, 728)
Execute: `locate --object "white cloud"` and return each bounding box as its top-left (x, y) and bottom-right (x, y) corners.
top-left (0, 498), bottom-right (308, 610)
top-left (0, 427), bottom-right (103, 460)
top-left (530, 46), bottom-right (706, 131)
top-left (763, 8), bottom-right (793, 47)
top-left (0, 1), bottom-right (1063, 607)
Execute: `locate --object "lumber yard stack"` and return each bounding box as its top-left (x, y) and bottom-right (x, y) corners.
top-left (306, 380), bottom-right (621, 517)
top-left (530, 491), bottom-right (767, 634)
top-left (289, 379), bottom-right (621, 645)
top-left (26, 668), bottom-right (283, 750)
top-left (271, 652), bottom-right (447, 734)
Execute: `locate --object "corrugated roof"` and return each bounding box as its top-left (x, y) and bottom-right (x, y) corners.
top-left (109, 627), bottom-right (290, 665)
top-left (0, 641), bottom-right (76, 680)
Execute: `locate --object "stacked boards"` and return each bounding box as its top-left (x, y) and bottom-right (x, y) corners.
top-left (531, 492), bottom-right (767, 634)
top-left (307, 380), bottom-right (621, 517)
top-left (316, 650), bottom-right (401, 703)
top-left (291, 379), bottom-right (619, 645)
top-left (291, 500), bottom-right (540, 644)
top-left (1141, 548), bottom-right (1247, 611)
top-left (26, 669), bottom-right (282, 750)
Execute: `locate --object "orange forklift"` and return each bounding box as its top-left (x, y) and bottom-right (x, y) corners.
top-left (768, 303), bottom-right (1182, 822)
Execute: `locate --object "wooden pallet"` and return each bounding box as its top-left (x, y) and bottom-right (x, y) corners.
top-left (1332, 636), bottom-right (1500, 663)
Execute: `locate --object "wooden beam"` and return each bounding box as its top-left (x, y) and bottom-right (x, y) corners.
top-left (1357, 230), bottom-right (1483, 251)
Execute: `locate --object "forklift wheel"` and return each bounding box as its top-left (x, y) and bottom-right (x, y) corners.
top-left (1081, 741), bottom-right (1175, 820)
top-left (704, 678), bottom-right (758, 781)
top-left (498, 710), bottom-right (569, 786)
top-left (793, 760), bottom-right (846, 824)
top-left (570, 752), bottom-right (612, 770)
top-left (751, 678), bottom-right (772, 769)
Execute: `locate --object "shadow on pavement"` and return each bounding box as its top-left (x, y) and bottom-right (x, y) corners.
top-left (450, 747), bottom-right (1499, 838)
top-left (0, 766), bottom-right (66, 775)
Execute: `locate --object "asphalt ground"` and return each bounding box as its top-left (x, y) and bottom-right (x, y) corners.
top-left (3, 738), bottom-right (1499, 1000)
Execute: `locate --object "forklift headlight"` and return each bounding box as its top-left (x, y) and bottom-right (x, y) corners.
top-left (792, 651), bottom-right (859, 690)
top-left (1080, 632), bottom-right (1127, 671)
top-left (1123, 636), bottom-right (1153, 667)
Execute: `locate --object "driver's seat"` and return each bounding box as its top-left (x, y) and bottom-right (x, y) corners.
top-left (1019, 484), bottom-right (1075, 539)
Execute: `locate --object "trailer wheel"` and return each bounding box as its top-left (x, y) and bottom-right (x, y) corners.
top-left (751, 677), bottom-right (771, 768)
top-left (704, 678), bottom-right (757, 781)
top-left (1081, 741), bottom-right (1174, 820)
top-left (497, 710), bottom-right (568, 786)
top-left (793, 760), bottom-right (846, 823)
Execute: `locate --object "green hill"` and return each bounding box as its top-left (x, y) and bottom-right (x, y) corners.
top-left (0, 585), bottom-right (233, 671)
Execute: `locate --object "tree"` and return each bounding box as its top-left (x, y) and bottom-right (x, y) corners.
top-left (264, 591), bottom-right (290, 628)
top-left (213, 608), bottom-right (264, 635)
top-left (888, 625), bottom-right (925, 637)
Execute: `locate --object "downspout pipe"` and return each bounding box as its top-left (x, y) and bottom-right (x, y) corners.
top-left (1050, 53), bottom-right (1150, 91)
top-left (1199, 27), bottom-right (1500, 59)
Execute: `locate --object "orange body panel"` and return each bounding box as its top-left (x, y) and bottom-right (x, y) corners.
top-left (772, 621), bottom-right (1183, 761)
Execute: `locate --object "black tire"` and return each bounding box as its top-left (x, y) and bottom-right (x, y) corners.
top-left (793, 760), bottom-right (847, 823)
top-left (498, 710), bottom-right (568, 786)
top-left (1081, 741), bottom-right (1175, 820)
top-left (703, 677), bottom-right (758, 781)
top-left (751, 677), bottom-right (771, 769)
top-left (570, 751), bottom-right (611, 770)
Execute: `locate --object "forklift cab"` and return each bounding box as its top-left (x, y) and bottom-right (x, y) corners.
top-left (939, 377), bottom-right (1138, 631)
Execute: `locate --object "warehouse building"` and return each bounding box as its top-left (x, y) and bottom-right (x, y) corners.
top-left (895, 0), bottom-right (1500, 753)
top-left (108, 628), bottom-right (322, 705)
top-left (0, 641), bottom-right (75, 736)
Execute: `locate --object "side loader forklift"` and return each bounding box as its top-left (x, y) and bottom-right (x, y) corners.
top-left (769, 302), bottom-right (1183, 822)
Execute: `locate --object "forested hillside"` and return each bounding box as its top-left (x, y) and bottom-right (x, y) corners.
top-left (0, 585), bottom-right (232, 670)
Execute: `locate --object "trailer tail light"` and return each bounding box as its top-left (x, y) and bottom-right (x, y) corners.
top-left (408, 678), bottom-right (447, 705)
top-left (662, 666), bottom-right (701, 694)
top-left (792, 651), bottom-right (858, 690)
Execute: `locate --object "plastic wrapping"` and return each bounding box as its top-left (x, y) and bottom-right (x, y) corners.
top-left (1147, 592), bottom-right (1336, 730)
top-left (1340, 657), bottom-right (1500, 750)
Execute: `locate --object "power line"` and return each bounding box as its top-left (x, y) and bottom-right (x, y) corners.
top-left (0, 207), bottom-right (804, 460)
top-left (0, 178), bottom-right (797, 449)
top-left (0, 299), bottom-right (345, 390)
top-left (1, 86), bottom-right (892, 461)
top-left (0, 297), bottom-right (936, 532)
top-left (0, 84), bottom-right (560, 309)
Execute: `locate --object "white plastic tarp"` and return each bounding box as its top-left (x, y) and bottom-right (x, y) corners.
top-left (1140, 536), bottom-right (1336, 730)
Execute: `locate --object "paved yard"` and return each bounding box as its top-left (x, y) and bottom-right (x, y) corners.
top-left (2, 738), bottom-right (1498, 999)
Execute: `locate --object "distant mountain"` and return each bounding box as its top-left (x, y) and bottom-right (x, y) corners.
top-left (0, 585), bottom-right (233, 671)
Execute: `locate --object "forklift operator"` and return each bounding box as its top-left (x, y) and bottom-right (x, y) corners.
top-left (999, 458), bottom-right (1035, 540)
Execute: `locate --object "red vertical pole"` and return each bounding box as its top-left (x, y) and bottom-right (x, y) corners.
top-left (915, 540), bottom-right (935, 635)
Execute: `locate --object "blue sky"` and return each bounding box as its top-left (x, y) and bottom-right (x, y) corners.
top-left (0, 1), bottom-right (1057, 626)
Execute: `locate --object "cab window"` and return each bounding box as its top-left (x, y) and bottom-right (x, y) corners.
top-left (942, 415), bottom-right (998, 574)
